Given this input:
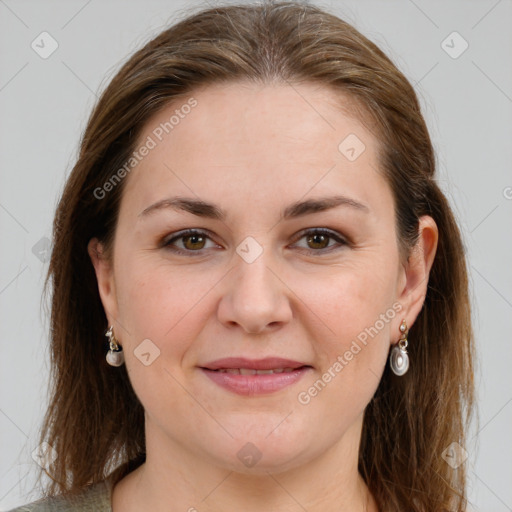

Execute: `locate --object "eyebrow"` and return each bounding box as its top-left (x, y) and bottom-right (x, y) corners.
top-left (137, 194), bottom-right (370, 222)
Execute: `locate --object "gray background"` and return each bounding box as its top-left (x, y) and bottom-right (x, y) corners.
top-left (1, 0), bottom-right (511, 510)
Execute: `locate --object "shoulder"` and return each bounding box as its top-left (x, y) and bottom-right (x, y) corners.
top-left (6, 480), bottom-right (112, 512)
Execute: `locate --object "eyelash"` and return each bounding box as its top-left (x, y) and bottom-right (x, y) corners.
top-left (161, 228), bottom-right (348, 256)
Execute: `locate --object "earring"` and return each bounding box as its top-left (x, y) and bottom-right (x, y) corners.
top-left (389, 319), bottom-right (409, 376)
top-left (105, 325), bottom-right (125, 367)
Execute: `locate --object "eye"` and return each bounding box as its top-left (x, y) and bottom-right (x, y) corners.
top-left (291, 228), bottom-right (348, 254)
top-left (162, 227), bottom-right (348, 256)
top-left (162, 229), bottom-right (219, 255)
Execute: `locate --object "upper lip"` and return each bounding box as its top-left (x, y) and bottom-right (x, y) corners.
top-left (201, 357), bottom-right (310, 371)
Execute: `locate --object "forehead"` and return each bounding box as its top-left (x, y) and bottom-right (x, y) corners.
top-left (119, 81), bottom-right (388, 220)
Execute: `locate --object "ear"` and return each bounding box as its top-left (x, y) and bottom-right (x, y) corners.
top-left (395, 215), bottom-right (438, 332)
top-left (87, 237), bottom-right (119, 326)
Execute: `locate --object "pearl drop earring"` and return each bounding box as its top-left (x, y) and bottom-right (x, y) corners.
top-left (389, 319), bottom-right (409, 376)
top-left (105, 325), bottom-right (125, 367)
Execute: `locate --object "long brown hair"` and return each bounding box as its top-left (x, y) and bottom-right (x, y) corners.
top-left (38, 2), bottom-right (477, 510)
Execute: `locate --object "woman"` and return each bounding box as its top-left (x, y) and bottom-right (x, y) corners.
top-left (9, 1), bottom-right (476, 511)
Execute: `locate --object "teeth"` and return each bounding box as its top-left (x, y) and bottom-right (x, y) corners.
top-left (214, 367), bottom-right (297, 375)
top-left (239, 368), bottom-right (257, 375)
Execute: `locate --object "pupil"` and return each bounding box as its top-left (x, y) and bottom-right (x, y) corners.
top-left (309, 234), bottom-right (327, 249)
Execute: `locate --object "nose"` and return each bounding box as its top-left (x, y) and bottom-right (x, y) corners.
top-left (217, 247), bottom-right (293, 334)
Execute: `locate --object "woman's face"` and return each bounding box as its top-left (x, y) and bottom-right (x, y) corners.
top-left (90, 81), bottom-right (432, 474)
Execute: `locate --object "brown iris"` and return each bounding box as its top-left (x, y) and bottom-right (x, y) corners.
top-left (306, 233), bottom-right (329, 250)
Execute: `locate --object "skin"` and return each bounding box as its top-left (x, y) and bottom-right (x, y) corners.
top-left (88, 81), bottom-right (438, 512)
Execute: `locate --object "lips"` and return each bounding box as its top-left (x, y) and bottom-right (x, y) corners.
top-left (213, 367), bottom-right (299, 374)
top-left (201, 357), bottom-right (310, 371)
top-left (199, 357), bottom-right (312, 396)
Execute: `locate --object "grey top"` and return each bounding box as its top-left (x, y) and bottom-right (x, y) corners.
top-left (6, 479), bottom-right (112, 512)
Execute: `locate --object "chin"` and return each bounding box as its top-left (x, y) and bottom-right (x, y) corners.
top-left (228, 451), bottom-right (308, 476)
top-left (210, 433), bottom-right (313, 475)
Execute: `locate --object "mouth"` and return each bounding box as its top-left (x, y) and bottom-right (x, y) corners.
top-left (207, 366), bottom-right (308, 374)
top-left (199, 357), bottom-right (313, 395)
top-left (200, 356), bottom-right (311, 371)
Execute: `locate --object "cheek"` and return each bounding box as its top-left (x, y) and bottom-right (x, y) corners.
top-left (115, 258), bottom-right (221, 355)
top-left (295, 295), bottom-right (395, 437)
top-left (114, 261), bottom-right (212, 417)
top-left (295, 253), bottom-right (398, 401)
top-left (300, 252), bottom-right (398, 346)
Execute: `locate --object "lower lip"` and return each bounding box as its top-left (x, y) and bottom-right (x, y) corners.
top-left (200, 367), bottom-right (311, 396)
